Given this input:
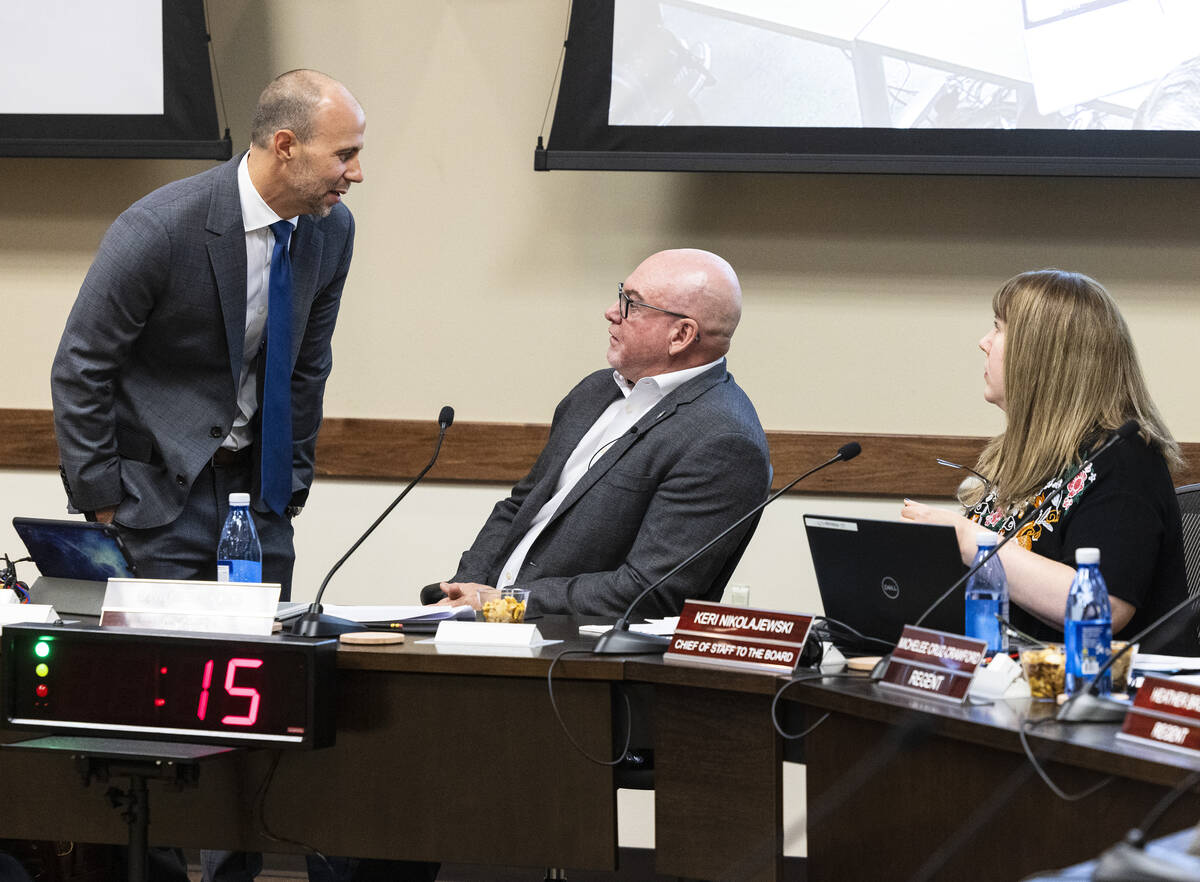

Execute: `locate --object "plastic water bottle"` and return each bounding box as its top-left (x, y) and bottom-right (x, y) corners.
top-left (217, 492), bottom-right (262, 583)
top-left (1065, 547), bottom-right (1112, 695)
top-left (965, 531), bottom-right (1009, 655)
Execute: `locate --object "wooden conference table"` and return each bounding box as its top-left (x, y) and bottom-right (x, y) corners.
top-left (3, 616), bottom-right (1200, 881)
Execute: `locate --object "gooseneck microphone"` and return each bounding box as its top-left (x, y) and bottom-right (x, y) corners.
top-left (292, 406), bottom-right (454, 637)
top-left (913, 419), bottom-right (1140, 629)
top-left (592, 441), bottom-right (862, 655)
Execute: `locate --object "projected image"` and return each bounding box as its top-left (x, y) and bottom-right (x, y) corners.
top-left (611, 0), bottom-right (1200, 131)
top-left (0, 0), bottom-right (163, 115)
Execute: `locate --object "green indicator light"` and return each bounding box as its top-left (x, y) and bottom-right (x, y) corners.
top-left (35, 663), bottom-right (48, 678)
top-left (34, 641), bottom-right (50, 659)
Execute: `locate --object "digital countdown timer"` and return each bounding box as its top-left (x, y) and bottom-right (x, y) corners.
top-left (2, 624), bottom-right (337, 748)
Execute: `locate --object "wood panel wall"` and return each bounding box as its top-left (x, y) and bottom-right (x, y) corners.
top-left (6, 409), bottom-right (1197, 499)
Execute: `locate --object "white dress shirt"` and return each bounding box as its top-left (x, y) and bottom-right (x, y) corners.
top-left (495, 358), bottom-right (723, 588)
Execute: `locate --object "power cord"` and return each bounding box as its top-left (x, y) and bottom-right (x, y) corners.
top-left (1, 554), bottom-right (31, 602)
top-left (770, 667), bottom-right (867, 741)
top-left (1017, 716), bottom-right (1115, 801)
top-left (813, 615), bottom-right (896, 653)
top-left (253, 750), bottom-right (333, 875)
top-left (546, 647), bottom-right (633, 765)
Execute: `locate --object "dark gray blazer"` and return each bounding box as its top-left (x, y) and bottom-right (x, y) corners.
top-left (51, 155), bottom-right (355, 528)
top-left (452, 362), bottom-right (771, 618)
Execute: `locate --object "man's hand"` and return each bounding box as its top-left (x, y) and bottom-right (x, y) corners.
top-left (91, 507), bottom-right (117, 525)
top-left (436, 581), bottom-right (492, 610)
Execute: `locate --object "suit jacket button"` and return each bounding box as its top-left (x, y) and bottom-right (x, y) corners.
top-left (176, 475), bottom-right (187, 486)
top-left (210, 426), bottom-right (223, 438)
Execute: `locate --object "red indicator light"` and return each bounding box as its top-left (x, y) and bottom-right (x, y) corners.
top-left (154, 698), bottom-right (166, 707)
top-left (35, 684), bottom-right (48, 698)
top-left (160, 667), bottom-right (168, 675)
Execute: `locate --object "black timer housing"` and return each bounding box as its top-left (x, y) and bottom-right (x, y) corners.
top-left (3, 624), bottom-right (337, 748)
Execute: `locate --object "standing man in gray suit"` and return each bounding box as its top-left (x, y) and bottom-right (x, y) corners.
top-left (438, 248), bottom-right (771, 618)
top-left (51, 69), bottom-right (365, 602)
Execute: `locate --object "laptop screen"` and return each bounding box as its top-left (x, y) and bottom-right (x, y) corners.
top-left (12, 517), bottom-right (137, 581)
top-left (804, 515), bottom-right (968, 652)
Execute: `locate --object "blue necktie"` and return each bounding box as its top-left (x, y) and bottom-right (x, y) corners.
top-left (261, 220), bottom-right (293, 515)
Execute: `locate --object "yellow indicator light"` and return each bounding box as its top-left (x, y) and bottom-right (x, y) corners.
top-left (35, 663), bottom-right (49, 678)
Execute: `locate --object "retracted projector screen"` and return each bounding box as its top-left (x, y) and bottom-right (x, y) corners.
top-left (0, 0), bottom-right (231, 159)
top-left (537, 0), bottom-right (1200, 176)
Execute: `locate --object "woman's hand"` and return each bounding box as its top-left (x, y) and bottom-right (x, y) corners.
top-left (900, 498), bottom-right (985, 565)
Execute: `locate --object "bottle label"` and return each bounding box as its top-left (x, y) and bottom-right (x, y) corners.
top-left (1065, 619), bottom-right (1112, 691)
top-left (218, 559), bottom-right (262, 584)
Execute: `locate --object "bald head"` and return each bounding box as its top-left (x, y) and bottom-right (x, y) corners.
top-left (606, 248), bottom-right (743, 382)
top-left (245, 69), bottom-right (366, 219)
top-left (630, 248), bottom-right (742, 359)
top-left (250, 69), bottom-right (360, 148)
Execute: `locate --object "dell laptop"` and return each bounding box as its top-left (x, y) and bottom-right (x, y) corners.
top-left (804, 515), bottom-right (968, 653)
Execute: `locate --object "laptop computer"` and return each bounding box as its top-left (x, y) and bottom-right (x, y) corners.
top-left (12, 517), bottom-right (138, 616)
top-left (803, 515), bottom-right (968, 653)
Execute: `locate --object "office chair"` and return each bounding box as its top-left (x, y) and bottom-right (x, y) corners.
top-left (1174, 482), bottom-right (1200, 642)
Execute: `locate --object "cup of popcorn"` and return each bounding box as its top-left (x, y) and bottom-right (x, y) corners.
top-left (479, 587), bottom-right (529, 623)
top-left (1020, 644), bottom-right (1066, 700)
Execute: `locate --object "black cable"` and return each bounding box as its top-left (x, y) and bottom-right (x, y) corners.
top-left (546, 647), bottom-right (633, 766)
top-left (1, 554), bottom-right (31, 602)
top-left (770, 668), bottom-right (864, 740)
top-left (814, 615), bottom-right (897, 652)
top-left (253, 749), bottom-right (333, 875)
top-left (1017, 717), bottom-right (1115, 801)
top-left (201, 0), bottom-right (230, 140)
top-left (538, 0), bottom-right (574, 141)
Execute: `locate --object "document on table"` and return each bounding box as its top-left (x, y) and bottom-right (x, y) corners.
top-left (578, 617), bottom-right (678, 637)
top-left (318, 604), bottom-right (476, 625)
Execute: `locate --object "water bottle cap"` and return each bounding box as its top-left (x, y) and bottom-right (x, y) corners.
top-left (975, 531), bottom-right (999, 548)
top-left (228, 492), bottom-right (251, 507)
top-left (1075, 547), bottom-right (1100, 565)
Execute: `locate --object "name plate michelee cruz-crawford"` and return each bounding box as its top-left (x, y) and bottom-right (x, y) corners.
top-left (1118, 676), bottom-right (1200, 756)
top-left (3, 623), bottom-right (337, 748)
top-left (664, 600), bottom-right (813, 674)
top-left (877, 626), bottom-right (987, 703)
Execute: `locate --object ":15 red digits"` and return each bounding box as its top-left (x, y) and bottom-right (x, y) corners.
top-left (196, 657), bottom-right (264, 726)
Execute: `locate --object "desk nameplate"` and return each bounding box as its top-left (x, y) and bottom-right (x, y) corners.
top-left (664, 600), bottom-right (813, 674)
top-left (877, 625), bottom-right (986, 703)
top-left (1118, 676), bottom-right (1200, 756)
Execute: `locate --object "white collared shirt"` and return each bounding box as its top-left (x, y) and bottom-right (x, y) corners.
top-left (495, 358), bottom-right (723, 588)
top-left (224, 153), bottom-right (299, 450)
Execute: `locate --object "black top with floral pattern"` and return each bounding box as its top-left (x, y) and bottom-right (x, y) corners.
top-left (966, 437), bottom-right (1194, 654)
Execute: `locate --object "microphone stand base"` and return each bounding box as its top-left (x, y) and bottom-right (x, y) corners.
top-left (593, 628), bottom-right (670, 655)
top-left (290, 612), bottom-right (367, 638)
top-left (1056, 692), bottom-right (1131, 723)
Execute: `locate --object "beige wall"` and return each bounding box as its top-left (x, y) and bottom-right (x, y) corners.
top-left (3, 0), bottom-right (1200, 856)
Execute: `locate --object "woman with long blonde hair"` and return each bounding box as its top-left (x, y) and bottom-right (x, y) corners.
top-left (903, 270), bottom-right (1193, 653)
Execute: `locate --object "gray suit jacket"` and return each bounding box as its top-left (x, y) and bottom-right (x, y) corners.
top-left (452, 362), bottom-right (771, 618)
top-left (51, 155), bottom-right (355, 528)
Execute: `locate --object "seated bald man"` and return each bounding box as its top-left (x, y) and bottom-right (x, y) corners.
top-left (439, 248), bottom-right (771, 618)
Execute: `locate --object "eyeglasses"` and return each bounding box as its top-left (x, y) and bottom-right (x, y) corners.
top-left (936, 457), bottom-right (991, 486)
top-left (617, 283), bottom-right (695, 321)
